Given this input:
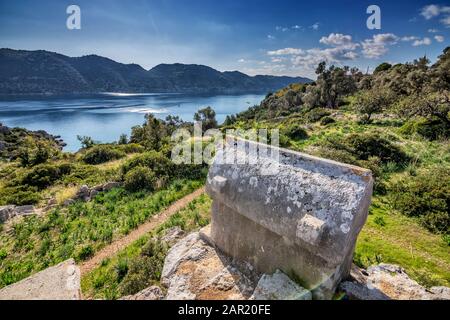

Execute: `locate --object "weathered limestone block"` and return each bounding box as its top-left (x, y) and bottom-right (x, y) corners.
top-left (161, 228), bottom-right (259, 300)
top-left (250, 270), bottom-right (312, 300)
top-left (0, 259), bottom-right (81, 300)
top-left (206, 138), bottom-right (373, 299)
top-left (340, 264), bottom-right (450, 300)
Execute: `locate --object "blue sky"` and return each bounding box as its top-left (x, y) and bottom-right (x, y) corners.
top-left (0, 0), bottom-right (449, 78)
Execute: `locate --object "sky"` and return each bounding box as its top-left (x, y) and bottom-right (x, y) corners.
top-left (0, 0), bottom-right (449, 79)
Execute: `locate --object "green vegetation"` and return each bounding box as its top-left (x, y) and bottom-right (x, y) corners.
top-left (81, 194), bottom-right (211, 299)
top-left (0, 179), bottom-right (203, 288)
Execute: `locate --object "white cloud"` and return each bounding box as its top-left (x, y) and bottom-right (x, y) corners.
top-left (401, 36), bottom-right (419, 42)
top-left (270, 57), bottom-right (284, 63)
top-left (361, 33), bottom-right (399, 59)
top-left (267, 48), bottom-right (304, 56)
top-left (267, 35), bottom-right (275, 40)
top-left (310, 22), bottom-right (320, 30)
top-left (421, 4), bottom-right (441, 19)
top-left (319, 33), bottom-right (358, 49)
top-left (441, 15), bottom-right (450, 26)
top-left (291, 25), bottom-right (302, 30)
top-left (428, 28), bottom-right (439, 33)
top-left (412, 37), bottom-right (432, 46)
top-left (420, 4), bottom-right (450, 26)
top-left (238, 58), bottom-right (246, 63)
top-left (434, 35), bottom-right (445, 42)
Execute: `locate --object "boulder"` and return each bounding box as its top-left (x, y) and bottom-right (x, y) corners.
top-left (339, 264), bottom-right (450, 300)
top-left (15, 205), bottom-right (35, 215)
top-left (0, 259), bottom-right (81, 300)
top-left (120, 286), bottom-right (164, 300)
top-left (250, 270), bottom-right (312, 300)
top-left (0, 205), bottom-right (16, 223)
top-left (102, 182), bottom-right (121, 192)
top-left (206, 137), bottom-right (373, 299)
top-left (160, 226), bottom-right (186, 246)
top-left (161, 228), bottom-right (259, 300)
top-left (76, 185), bottom-right (91, 201)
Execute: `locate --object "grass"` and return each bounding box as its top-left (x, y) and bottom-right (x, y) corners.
top-left (0, 179), bottom-right (204, 288)
top-left (355, 198), bottom-right (450, 287)
top-left (81, 193), bottom-right (211, 299)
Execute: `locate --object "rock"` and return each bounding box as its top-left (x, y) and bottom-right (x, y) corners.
top-left (206, 137), bottom-right (373, 299)
top-left (160, 226), bottom-right (186, 246)
top-left (339, 264), bottom-right (450, 300)
top-left (90, 189), bottom-right (99, 199)
top-left (102, 182), bottom-right (121, 192)
top-left (161, 228), bottom-right (258, 300)
top-left (250, 270), bottom-right (312, 300)
top-left (63, 199), bottom-right (75, 207)
top-left (0, 205), bottom-right (16, 223)
top-left (429, 286), bottom-right (450, 300)
top-left (0, 124), bottom-right (11, 135)
top-left (76, 185), bottom-right (90, 201)
top-left (120, 286), bottom-right (164, 300)
top-left (15, 205), bottom-right (35, 215)
top-left (0, 259), bottom-right (81, 300)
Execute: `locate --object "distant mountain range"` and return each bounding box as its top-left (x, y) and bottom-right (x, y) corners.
top-left (0, 48), bottom-right (312, 95)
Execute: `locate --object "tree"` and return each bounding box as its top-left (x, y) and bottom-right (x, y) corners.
top-left (354, 90), bottom-right (389, 124)
top-left (315, 62), bottom-right (357, 108)
top-left (77, 135), bottom-right (95, 149)
top-left (374, 62), bottom-right (392, 74)
top-left (193, 106), bottom-right (218, 132)
top-left (118, 134), bottom-right (128, 145)
top-left (130, 114), bottom-right (169, 150)
top-left (396, 90), bottom-right (450, 126)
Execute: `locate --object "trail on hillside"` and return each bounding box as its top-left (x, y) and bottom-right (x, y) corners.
top-left (79, 187), bottom-right (205, 275)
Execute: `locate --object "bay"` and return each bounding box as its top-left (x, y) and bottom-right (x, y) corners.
top-left (0, 93), bottom-right (263, 152)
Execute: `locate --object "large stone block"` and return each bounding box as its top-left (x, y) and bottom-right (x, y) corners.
top-left (0, 259), bottom-right (81, 300)
top-left (206, 138), bottom-right (373, 299)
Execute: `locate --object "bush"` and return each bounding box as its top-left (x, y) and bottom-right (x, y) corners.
top-left (76, 245), bottom-right (94, 261)
top-left (81, 145), bottom-right (126, 165)
top-left (341, 133), bottom-right (410, 164)
top-left (282, 124), bottom-right (308, 141)
top-left (117, 143), bottom-right (145, 154)
top-left (306, 108), bottom-right (331, 123)
top-left (399, 119), bottom-right (449, 141)
top-left (0, 186), bottom-right (41, 206)
top-left (389, 167), bottom-right (449, 234)
top-left (118, 239), bottom-right (167, 295)
top-left (121, 151), bottom-right (174, 178)
top-left (124, 167), bottom-right (156, 192)
top-left (20, 163), bottom-right (73, 189)
top-left (320, 116), bottom-right (336, 126)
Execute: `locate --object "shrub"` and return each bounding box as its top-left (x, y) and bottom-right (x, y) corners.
top-left (342, 133), bottom-right (410, 164)
top-left (121, 151), bottom-right (174, 178)
top-left (320, 116), bottom-right (336, 126)
top-left (124, 167), bottom-right (156, 192)
top-left (399, 119), bottom-right (449, 141)
top-left (20, 163), bottom-right (73, 189)
top-left (282, 124), bottom-right (308, 141)
top-left (0, 187), bottom-right (41, 205)
top-left (117, 143), bottom-right (145, 154)
top-left (389, 167), bottom-right (449, 234)
top-left (306, 108), bottom-right (331, 123)
top-left (81, 145), bottom-right (126, 165)
top-left (76, 245), bottom-right (94, 261)
top-left (118, 238), bottom-right (167, 296)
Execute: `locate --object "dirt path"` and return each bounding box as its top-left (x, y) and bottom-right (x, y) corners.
top-left (79, 187), bottom-right (205, 275)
